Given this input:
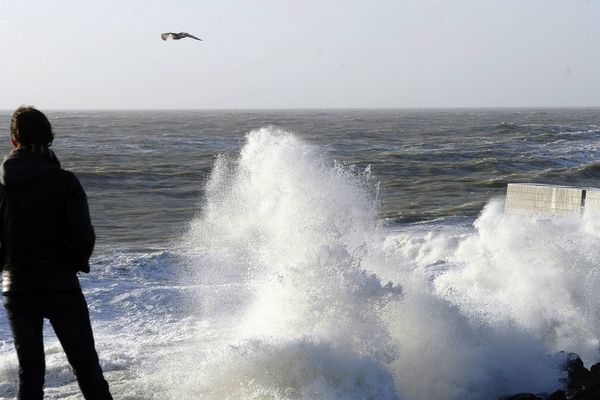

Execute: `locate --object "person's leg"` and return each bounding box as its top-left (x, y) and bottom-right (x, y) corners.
top-left (46, 291), bottom-right (113, 400)
top-left (3, 294), bottom-right (46, 400)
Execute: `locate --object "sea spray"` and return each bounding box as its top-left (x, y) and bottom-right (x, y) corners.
top-left (159, 128), bottom-right (599, 399)
top-left (433, 200), bottom-right (600, 361)
top-left (376, 200), bottom-right (600, 399)
top-left (179, 128), bottom-right (402, 399)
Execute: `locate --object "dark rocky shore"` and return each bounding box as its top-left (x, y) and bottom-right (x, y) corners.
top-left (503, 354), bottom-right (600, 400)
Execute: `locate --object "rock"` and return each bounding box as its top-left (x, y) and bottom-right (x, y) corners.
top-left (579, 364), bottom-right (600, 400)
top-left (562, 353), bottom-right (591, 399)
top-left (500, 353), bottom-right (600, 400)
top-left (545, 390), bottom-right (566, 400)
top-left (502, 394), bottom-right (543, 400)
top-left (567, 353), bottom-right (590, 386)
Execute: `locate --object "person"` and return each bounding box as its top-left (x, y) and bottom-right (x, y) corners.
top-left (0, 106), bottom-right (113, 400)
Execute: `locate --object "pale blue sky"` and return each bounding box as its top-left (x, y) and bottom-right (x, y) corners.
top-left (1, 0), bottom-right (599, 109)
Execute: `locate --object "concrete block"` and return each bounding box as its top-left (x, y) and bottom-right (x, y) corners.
top-left (583, 188), bottom-right (600, 216)
top-left (505, 183), bottom-right (584, 216)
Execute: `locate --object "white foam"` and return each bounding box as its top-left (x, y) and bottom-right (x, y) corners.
top-left (175, 128), bottom-right (593, 399)
top-left (376, 199), bottom-right (600, 398)
top-left (433, 200), bottom-right (600, 361)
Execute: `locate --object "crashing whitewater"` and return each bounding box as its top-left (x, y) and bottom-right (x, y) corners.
top-left (170, 128), bottom-right (600, 399)
top-left (2, 128), bottom-right (600, 399)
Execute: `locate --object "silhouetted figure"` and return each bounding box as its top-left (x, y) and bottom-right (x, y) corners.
top-left (0, 107), bottom-right (113, 400)
top-left (160, 32), bottom-right (202, 41)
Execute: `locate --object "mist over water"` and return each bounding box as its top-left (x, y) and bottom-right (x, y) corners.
top-left (1, 110), bottom-right (600, 399)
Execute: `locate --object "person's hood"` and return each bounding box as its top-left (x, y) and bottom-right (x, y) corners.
top-left (0, 150), bottom-right (60, 187)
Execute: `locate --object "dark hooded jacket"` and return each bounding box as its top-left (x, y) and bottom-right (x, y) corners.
top-left (0, 149), bottom-right (95, 293)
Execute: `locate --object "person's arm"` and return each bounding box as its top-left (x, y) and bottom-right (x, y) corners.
top-left (64, 174), bottom-right (95, 273)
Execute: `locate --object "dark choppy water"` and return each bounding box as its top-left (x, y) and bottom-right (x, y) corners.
top-left (1, 109), bottom-right (598, 251)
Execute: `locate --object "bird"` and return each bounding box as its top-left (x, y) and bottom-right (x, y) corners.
top-left (160, 32), bottom-right (202, 41)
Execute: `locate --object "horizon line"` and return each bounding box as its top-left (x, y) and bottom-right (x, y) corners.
top-left (1, 106), bottom-right (599, 112)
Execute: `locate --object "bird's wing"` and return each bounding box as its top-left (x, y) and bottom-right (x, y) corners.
top-left (183, 33), bottom-right (202, 41)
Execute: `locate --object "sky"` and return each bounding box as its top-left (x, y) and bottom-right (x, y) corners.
top-left (1, 0), bottom-right (599, 109)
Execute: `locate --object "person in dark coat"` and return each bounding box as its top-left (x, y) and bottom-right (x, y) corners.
top-left (0, 106), bottom-right (113, 400)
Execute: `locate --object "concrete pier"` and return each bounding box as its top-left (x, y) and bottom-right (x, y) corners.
top-left (504, 183), bottom-right (598, 216)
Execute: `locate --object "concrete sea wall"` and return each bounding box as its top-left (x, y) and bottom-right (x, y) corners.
top-left (505, 183), bottom-right (600, 216)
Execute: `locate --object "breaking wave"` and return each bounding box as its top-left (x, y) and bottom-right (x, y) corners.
top-left (168, 128), bottom-right (600, 399)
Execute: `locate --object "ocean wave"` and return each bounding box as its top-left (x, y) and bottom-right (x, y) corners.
top-left (530, 162), bottom-right (600, 182)
top-left (4, 126), bottom-right (600, 399)
top-left (155, 128), bottom-right (584, 399)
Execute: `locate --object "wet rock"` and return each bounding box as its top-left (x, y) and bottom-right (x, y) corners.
top-left (502, 394), bottom-right (543, 400)
top-left (560, 354), bottom-right (600, 400)
top-left (545, 390), bottom-right (566, 400)
top-left (500, 353), bottom-right (600, 400)
top-left (567, 353), bottom-right (590, 388)
top-left (578, 361), bottom-right (600, 400)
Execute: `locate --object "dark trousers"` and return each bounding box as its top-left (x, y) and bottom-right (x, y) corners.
top-left (3, 291), bottom-right (113, 400)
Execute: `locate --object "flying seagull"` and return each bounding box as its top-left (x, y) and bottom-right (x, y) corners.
top-left (161, 32), bottom-right (202, 41)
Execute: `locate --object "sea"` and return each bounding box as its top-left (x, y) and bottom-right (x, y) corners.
top-left (0, 108), bottom-right (599, 399)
